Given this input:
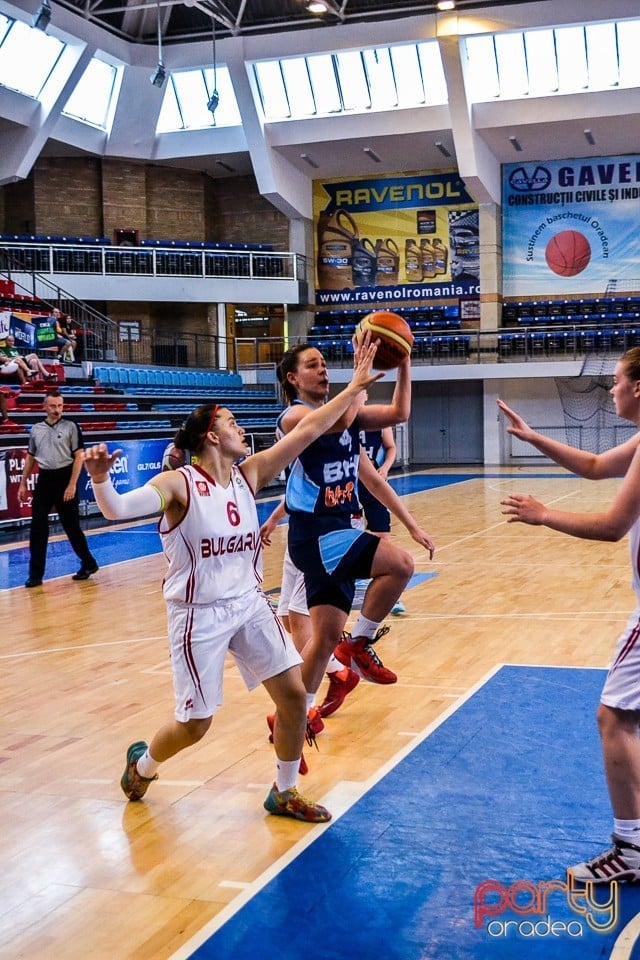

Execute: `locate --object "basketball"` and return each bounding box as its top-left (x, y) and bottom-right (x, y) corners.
top-left (162, 443), bottom-right (186, 471)
top-left (545, 230), bottom-right (592, 277)
top-left (355, 310), bottom-right (414, 370)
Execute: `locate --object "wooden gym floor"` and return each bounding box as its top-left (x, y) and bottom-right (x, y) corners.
top-left (0, 467), bottom-right (635, 960)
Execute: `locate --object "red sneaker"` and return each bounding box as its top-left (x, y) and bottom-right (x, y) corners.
top-left (319, 666), bottom-right (360, 718)
top-left (334, 626), bottom-right (397, 684)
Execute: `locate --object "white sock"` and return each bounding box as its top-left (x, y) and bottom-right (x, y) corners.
top-left (326, 654), bottom-right (343, 673)
top-left (136, 749), bottom-right (160, 779)
top-left (350, 614), bottom-right (380, 641)
top-left (613, 818), bottom-right (640, 842)
top-left (275, 759), bottom-right (299, 793)
top-left (306, 692), bottom-right (317, 712)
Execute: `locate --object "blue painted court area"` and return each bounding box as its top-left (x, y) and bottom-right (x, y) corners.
top-left (0, 473), bottom-right (569, 590)
top-left (183, 666), bottom-right (640, 960)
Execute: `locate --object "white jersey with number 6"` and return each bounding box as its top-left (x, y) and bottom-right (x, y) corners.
top-left (160, 464), bottom-right (262, 604)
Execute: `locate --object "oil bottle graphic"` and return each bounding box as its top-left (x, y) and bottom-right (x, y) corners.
top-left (405, 239), bottom-right (422, 282)
top-left (432, 237), bottom-right (448, 276)
top-left (375, 238), bottom-right (400, 286)
top-left (420, 238), bottom-right (436, 280)
top-left (351, 237), bottom-right (377, 287)
top-left (317, 208), bottom-right (359, 290)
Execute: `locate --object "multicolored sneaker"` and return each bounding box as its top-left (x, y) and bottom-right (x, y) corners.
top-left (120, 740), bottom-right (158, 801)
top-left (568, 834), bottom-right (640, 883)
top-left (319, 666), bottom-right (360, 718)
top-left (334, 626), bottom-right (397, 684)
top-left (263, 783), bottom-right (332, 822)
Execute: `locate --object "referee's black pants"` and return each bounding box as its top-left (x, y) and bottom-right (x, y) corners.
top-left (29, 465), bottom-right (96, 580)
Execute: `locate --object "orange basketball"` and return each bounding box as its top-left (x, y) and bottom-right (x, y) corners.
top-left (545, 230), bottom-right (591, 277)
top-left (355, 310), bottom-right (414, 370)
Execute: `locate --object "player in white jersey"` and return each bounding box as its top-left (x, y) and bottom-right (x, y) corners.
top-left (498, 348), bottom-right (640, 883)
top-left (82, 340), bottom-right (381, 824)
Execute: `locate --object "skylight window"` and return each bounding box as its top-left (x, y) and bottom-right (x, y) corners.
top-left (156, 65), bottom-right (241, 132)
top-left (0, 15), bottom-right (64, 98)
top-left (253, 40), bottom-right (447, 121)
top-left (62, 58), bottom-right (119, 130)
top-left (465, 18), bottom-right (640, 102)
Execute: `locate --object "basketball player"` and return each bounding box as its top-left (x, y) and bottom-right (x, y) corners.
top-left (274, 340), bottom-right (415, 736)
top-left (82, 342), bottom-right (381, 823)
top-left (356, 425), bottom-right (407, 614)
top-left (498, 356), bottom-right (640, 883)
top-left (261, 452), bottom-right (435, 719)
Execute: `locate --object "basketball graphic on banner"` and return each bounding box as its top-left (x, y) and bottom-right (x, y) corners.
top-left (544, 230), bottom-right (592, 277)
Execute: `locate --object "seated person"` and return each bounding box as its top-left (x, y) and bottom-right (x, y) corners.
top-left (1, 351), bottom-right (28, 385)
top-left (0, 334), bottom-right (55, 381)
top-left (53, 309), bottom-right (77, 362)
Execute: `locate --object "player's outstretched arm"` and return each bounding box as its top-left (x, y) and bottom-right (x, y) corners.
top-left (497, 398), bottom-right (639, 479)
top-left (358, 454), bottom-right (435, 558)
top-left (83, 443), bottom-right (181, 520)
top-left (245, 342), bottom-right (382, 492)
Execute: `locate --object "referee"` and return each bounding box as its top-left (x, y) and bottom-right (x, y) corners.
top-left (18, 390), bottom-right (98, 588)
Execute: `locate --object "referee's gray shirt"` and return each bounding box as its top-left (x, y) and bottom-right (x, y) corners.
top-left (28, 419), bottom-right (84, 470)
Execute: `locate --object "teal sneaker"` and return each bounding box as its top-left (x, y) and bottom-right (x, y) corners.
top-left (263, 783), bottom-right (331, 823)
top-left (120, 740), bottom-right (158, 801)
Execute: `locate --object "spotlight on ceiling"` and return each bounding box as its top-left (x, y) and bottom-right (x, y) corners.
top-left (436, 0), bottom-right (456, 10)
top-left (363, 147), bottom-right (381, 163)
top-left (150, 1), bottom-right (166, 88)
top-left (509, 136), bottom-right (522, 152)
top-left (584, 129), bottom-right (595, 145)
top-left (307, 1), bottom-right (329, 12)
top-left (300, 153), bottom-right (319, 169)
top-left (435, 141), bottom-right (452, 158)
top-left (151, 63), bottom-right (166, 88)
top-left (33, 0), bottom-right (52, 32)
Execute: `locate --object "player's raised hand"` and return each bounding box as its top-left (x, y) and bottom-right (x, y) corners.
top-left (83, 443), bottom-right (122, 480)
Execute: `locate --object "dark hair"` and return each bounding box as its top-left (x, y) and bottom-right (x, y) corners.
top-left (621, 348), bottom-right (640, 382)
top-left (276, 342), bottom-right (320, 403)
top-left (173, 402), bottom-right (221, 453)
top-left (45, 389), bottom-right (62, 399)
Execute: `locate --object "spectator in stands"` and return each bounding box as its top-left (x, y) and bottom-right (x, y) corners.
top-left (0, 387), bottom-right (13, 424)
top-left (1, 350), bottom-right (28, 385)
top-left (81, 343), bottom-right (380, 823)
top-left (50, 308), bottom-right (76, 362)
top-left (0, 334), bottom-right (55, 381)
top-left (18, 390), bottom-right (98, 587)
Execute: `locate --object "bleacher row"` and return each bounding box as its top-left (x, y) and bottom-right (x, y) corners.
top-left (311, 305), bottom-right (462, 339)
top-left (502, 297), bottom-right (640, 325)
top-left (498, 327), bottom-right (640, 359)
top-left (94, 366), bottom-right (244, 391)
top-left (0, 233), bottom-right (273, 252)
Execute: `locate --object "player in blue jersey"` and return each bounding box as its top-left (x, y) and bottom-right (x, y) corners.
top-left (275, 337), bottom-right (420, 728)
top-left (356, 426), bottom-right (407, 614)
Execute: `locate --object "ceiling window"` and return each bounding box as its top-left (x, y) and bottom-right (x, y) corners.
top-left (465, 18), bottom-right (640, 102)
top-left (62, 58), bottom-right (120, 130)
top-left (253, 40), bottom-right (447, 121)
top-left (156, 65), bottom-right (241, 132)
top-left (0, 14), bottom-right (64, 98)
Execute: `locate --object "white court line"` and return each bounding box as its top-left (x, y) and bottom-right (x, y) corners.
top-left (610, 912), bottom-right (640, 960)
top-left (166, 661), bottom-right (507, 960)
top-left (0, 635), bottom-right (167, 661)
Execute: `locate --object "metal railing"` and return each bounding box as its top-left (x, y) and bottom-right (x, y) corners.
top-left (0, 268), bottom-right (118, 363)
top-left (0, 241), bottom-right (305, 282)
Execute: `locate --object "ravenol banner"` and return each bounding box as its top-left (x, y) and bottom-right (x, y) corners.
top-left (313, 170), bottom-right (479, 307)
top-left (502, 154), bottom-right (640, 297)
